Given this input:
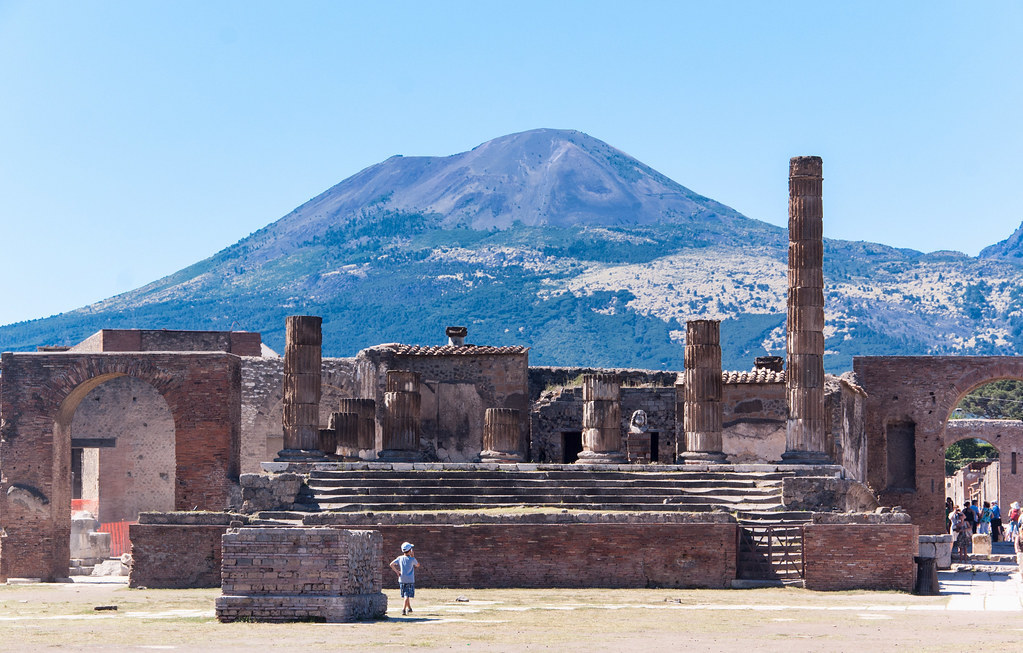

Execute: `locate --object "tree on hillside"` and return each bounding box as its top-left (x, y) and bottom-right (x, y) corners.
top-left (945, 439), bottom-right (999, 476)
top-left (954, 379), bottom-right (1023, 420)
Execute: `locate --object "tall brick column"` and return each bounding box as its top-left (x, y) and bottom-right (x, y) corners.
top-left (576, 374), bottom-right (626, 464)
top-left (277, 315), bottom-right (327, 461)
top-left (378, 371), bottom-right (424, 462)
top-left (339, 398), bottom-right (376, 453)
top-left (480, 408), bottom-right (525, 463)
top-left (783, 156), bottom-right (830, 464)
top-left (677, 320), bottom-right (727, 464)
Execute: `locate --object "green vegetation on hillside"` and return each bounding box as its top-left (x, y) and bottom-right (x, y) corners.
top-left (945, 439), bottom-right (999, 476)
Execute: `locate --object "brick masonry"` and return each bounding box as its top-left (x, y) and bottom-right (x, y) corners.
top-left (370, 523), bottom-right (736, 589)
top-left (802, 523), bottom-right (918, 591)
top-left (216, 527), bottom-right (387, 622)
top-left (855, 356), bottom-right (1023, 534)
top-left (0, 352), bottom-right (241, 581)
top-left (130, 522), bottom-right (228, 588)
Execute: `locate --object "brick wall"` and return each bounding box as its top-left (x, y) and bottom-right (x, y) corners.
top-left (802, 523), bottom-right (918, 591)
top-left (0, 352), bottom-right (241, 580)
top-left (370, 523), bottom-right (736, 589)
top-left (127, 519), bottom-right (736, 590)
top-left (855, 356), bottom-right (1023, 534)
top-left (130, 522), bottom-right (228, 588)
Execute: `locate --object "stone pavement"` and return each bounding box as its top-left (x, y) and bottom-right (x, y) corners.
top-left (940, 540), bottom-right (1023, 611)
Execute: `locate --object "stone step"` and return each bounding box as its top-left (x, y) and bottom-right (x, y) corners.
top-left (305, 477), bottom-right (782, 490)
top-left (735, 510), bottom-right (814, 524)
top-left (299, 501), bottom-right (779, 513)
top-left (301, 492), bottom-right (782, 506)
top-left (306, 485), bottom-right (783, 499)
top-left (308, 470), bottom-right (794, 482)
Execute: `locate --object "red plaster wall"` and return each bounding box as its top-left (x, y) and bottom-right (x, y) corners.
top-left (802, 523), bottom-right (918, 591)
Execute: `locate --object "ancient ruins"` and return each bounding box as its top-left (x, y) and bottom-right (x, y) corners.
top-left (2, 155), bottom-right (1016, 618)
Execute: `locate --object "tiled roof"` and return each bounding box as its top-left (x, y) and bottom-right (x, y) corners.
top-left (722, 369), bottom-right (785, 384)
top-left (382, 344), bottom-right (529, 356)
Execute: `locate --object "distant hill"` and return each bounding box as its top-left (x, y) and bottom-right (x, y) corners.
top-left (3, 128), bottom-right (1023, 371)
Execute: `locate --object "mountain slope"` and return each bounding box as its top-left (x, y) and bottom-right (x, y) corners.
top-left (3, 129), bottom-right (1022, 371)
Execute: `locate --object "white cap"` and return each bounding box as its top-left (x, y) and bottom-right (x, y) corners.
top-left (401, 542), bottom-right (414, 552)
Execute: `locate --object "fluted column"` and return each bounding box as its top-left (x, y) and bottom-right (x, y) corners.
top-left (327, 411), bottom-right (360, 460)
top-left (480, 408), bottom-right (524, 463)
top-left (378, 371), bottom-right (424, 462)
top-left (678, 320), bottom-right (727, 464)
top-left (783, 156), bottom-right (830, 464)
top-left (339, 398), bottom-right (376, 453)
top-left (276, 315), bottom-right (327, 461)
top-left (576, 374), bottom-right (626, 464)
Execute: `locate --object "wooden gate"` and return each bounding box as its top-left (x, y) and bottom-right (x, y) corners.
top-left (736, 524), bottom-right (804, 583)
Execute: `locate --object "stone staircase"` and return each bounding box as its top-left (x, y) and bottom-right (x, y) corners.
top-left (292, 468), bottom-right (795, 513)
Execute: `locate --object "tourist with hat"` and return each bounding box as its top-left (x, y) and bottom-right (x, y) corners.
top-left (389, 541), bottom-right (421, 616)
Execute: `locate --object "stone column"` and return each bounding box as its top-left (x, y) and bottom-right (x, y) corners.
top-left (576, 374), bottom-right (626, 464)
top-left (678, 320), bottom-right (727, 464)
top-left (378, 371), bottom-right (423, 462)
top-left (783, 156), bottom-right (830, 464)
top-left (327, 411), bottom-right (360, 460)
top-left (277, 315), bottom-right (326, 461)
top-left (339, 398), bottom-right (376, 453)
top-left (480, 408), bottom-right (524, 463)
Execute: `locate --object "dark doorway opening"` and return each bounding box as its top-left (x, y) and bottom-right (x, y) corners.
top-left (562, 431), bottom-right (583, 464)
top-left (71, 448), bottom-right (83, 500)
top-left (649, 432), bottom-right (659, 463)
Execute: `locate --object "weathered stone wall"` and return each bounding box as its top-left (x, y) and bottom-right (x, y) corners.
top-left (129, 512), bottom-right (248, 588)
top-left (356, 347), bottom-right (529, 462)
top-left (529, 367), bottom-right (679, 402)
top-left (802, 523), bottom-right (918, 591)
top-left (240, 357), bottom-right (358, 471)
top-left (721, 382), bottom-right (786, 463)
top-left (0, 352), bottom-right (241, 581)
top-left (71, 376), bottom-right (176, 523)
top-left (854, 355), bottom-right (1023, 534)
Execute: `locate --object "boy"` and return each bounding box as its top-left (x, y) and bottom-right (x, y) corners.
top-left (389, 541), bottom-right (420, 616)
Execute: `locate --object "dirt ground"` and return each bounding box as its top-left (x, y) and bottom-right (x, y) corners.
top-left (1, 582), bottom-right (1020, 652)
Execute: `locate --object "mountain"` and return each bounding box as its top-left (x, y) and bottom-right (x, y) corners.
top-left (979, 221), bottom-right (1023, 260)
top-left (3, 128), bottom-right (1023, 371)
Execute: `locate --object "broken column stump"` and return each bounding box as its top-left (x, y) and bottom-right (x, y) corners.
top-left (678, 319), bottom-right (727, 464)
top-left (576, 374), bottom-right (626, 464)
top-left (339, 398), bottom-right (377, 454)
top-left (378, 371), bottom-right (424, 462)
top-left (277, 315), bottom-right (327, 462)
top-left (480, 408), bottom-right (525, 463)
top-left (215, 527), bottom-right (387, 622)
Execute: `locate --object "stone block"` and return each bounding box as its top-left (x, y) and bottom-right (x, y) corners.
top-left (972, 533), bottom-right (992, 556)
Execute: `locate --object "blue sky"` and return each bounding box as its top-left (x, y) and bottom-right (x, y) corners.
top-left (1, 1), bottom-right (1021, 326)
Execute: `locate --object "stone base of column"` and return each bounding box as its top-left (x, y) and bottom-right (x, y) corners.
top-left (574, 450), bottom-right (627, 464)
top-left (274, 448), bottom-right (329, 463)
top-left (479, 450), bottom-right (525, 463)
top-left (676, 451), bottom-right (729, 465)
top-left (779, 449), bottom-right (832, 464)
top-left (376, 449), bottom-right (426, 463)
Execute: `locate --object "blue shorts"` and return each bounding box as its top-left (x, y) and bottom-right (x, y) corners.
top-left (400, 583), bottom-right (415, 598)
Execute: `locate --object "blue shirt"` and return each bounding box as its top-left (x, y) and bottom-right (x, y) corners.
top-left (392, 554), bottom-right (417, 583)
top-left (992, 504), bottom-right (1002, 519)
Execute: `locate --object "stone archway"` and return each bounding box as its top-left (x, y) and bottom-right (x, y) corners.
top-left (855, 355), bottom-right (1023, 534)
top-left (0, 351), bottom-right (241, 581)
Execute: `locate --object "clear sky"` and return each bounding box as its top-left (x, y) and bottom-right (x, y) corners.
top-left (1, 1), bottom-right (1021, 327)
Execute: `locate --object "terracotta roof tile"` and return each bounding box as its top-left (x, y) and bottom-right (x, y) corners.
top-left (722, 369), bottom-right (785, 384)
top-left (383, 344), bottom-right (529, 356)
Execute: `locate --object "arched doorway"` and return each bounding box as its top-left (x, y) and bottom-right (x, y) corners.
top-left (855, 356), bottom-right (1023, 534)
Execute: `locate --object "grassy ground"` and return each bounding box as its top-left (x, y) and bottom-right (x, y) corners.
top-left (0, 583), bottom-right (1019, 652)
